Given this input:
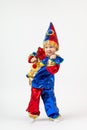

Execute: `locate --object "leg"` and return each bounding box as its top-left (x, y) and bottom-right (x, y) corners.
top-left (41, 88), bottom-right (60, 119)
top-left (26, 87), bottom-right (43, 116)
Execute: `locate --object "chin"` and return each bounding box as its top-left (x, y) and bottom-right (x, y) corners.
top-left (47, 54), bottom-right (51, 57)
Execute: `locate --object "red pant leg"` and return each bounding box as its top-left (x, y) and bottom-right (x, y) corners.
top-left (26, 87), bottom-right (43, 115)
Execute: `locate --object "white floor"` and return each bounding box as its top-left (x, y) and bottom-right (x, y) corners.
top-left (0, 109), bottom-right (87, 130)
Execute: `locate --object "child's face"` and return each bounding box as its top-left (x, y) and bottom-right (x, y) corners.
top-left (44, 44), bottom-right (56, 57)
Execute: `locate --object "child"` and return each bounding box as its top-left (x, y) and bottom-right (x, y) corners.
top-left (26, 22), bottom-right (64, 120)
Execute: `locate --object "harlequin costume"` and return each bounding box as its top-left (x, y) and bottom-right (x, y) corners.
top-left (26, 22), bottom-right (64, 119)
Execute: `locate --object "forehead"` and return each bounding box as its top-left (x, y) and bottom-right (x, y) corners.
top-left (44, 43), bottom-right (54, 47)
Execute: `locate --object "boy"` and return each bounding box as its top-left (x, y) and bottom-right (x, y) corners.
top-left (26, 22), bottom-right (64, 120)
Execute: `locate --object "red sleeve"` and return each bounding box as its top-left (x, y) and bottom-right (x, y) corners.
top-left (46, 64), bottom-right (60, 74)
top-left (28, 56), bottom-right (34, 63)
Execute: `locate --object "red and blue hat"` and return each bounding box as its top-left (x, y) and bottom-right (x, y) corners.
top-left (43, 22), bottom-right (59, 50)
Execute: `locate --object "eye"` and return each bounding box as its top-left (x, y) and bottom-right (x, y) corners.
top-left (45, 46), bottom-right (48, 49)
top-left (49, 46), bottom-right (53, 48)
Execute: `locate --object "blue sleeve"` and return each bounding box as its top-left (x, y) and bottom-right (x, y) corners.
top-left (52, 56), bottom-right (64, 64)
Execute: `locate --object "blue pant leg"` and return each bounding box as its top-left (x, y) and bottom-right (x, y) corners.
top-left (41, 89), bottom-right (60, 119)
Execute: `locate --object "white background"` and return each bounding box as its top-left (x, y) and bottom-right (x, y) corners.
top-left (0, 0), bottom-right (87, 130)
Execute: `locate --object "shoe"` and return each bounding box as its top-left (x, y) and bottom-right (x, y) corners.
top-left (49, 114), bottom-right (61, 121)
top-left (29, 113), bottom-right (39, 119)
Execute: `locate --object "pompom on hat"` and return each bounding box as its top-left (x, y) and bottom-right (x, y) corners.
top-left (43, 22), bottom-right (59, 51)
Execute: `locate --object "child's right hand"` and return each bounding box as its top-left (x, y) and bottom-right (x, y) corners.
top-left (50, 54), bottom-right (56, 59)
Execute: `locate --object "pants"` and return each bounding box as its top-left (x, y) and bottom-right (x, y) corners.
top-left (26, 87), bottom-right (59, 118)
top-left (26, 87), bottom-right (43, 115)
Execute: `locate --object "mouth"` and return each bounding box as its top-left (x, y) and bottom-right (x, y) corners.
top-left (47, 51), bottom-right (52, 53)
top-left (46, 52), bottom-right (52, 56)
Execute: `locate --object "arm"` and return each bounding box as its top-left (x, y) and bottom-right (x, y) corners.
top-left (46, 64), bottom-right (60, 74)
top-left (28, 47), bottom-right (46, 63)
top-left (46, 55), bottom-right (64, 74)
top-left (52, 55), bottom-right (64, 64)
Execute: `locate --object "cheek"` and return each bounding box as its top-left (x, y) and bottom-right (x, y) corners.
top-left (44, 49), bottom-right (47, 53)
top-left (51, 49), bottom-right (56, 53)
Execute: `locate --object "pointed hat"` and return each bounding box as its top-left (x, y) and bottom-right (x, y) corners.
top-left (43, 22), bottom-right (59, 50)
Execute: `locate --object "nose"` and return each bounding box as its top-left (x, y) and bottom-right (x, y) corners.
top-left (46, 47), bottom-right (51, 51)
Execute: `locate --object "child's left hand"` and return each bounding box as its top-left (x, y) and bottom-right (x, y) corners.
top-left (50, 54), bottom-right (56, 59)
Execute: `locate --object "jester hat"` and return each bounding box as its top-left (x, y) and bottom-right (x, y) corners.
top-left (43, 22), bottom-right (59, 50)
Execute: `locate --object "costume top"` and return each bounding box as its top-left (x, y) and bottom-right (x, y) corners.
top-left (28, 52), bottom-right (64, 90)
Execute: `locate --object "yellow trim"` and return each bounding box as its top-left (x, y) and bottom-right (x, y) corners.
top-left (47, 59), bottom-right (56, 66)
top-left (49, 115), bottom-right (61, 121)
top-left (29, 113), bottom-right (39, 119)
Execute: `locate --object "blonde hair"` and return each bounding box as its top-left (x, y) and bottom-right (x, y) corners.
top-left (43, 40), bottom-right (59, 51)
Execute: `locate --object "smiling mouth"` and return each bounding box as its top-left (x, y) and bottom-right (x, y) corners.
top-left (46, 52), bottom-right (52, 56)
top-left (47, 51), bottom-right (52, 53)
